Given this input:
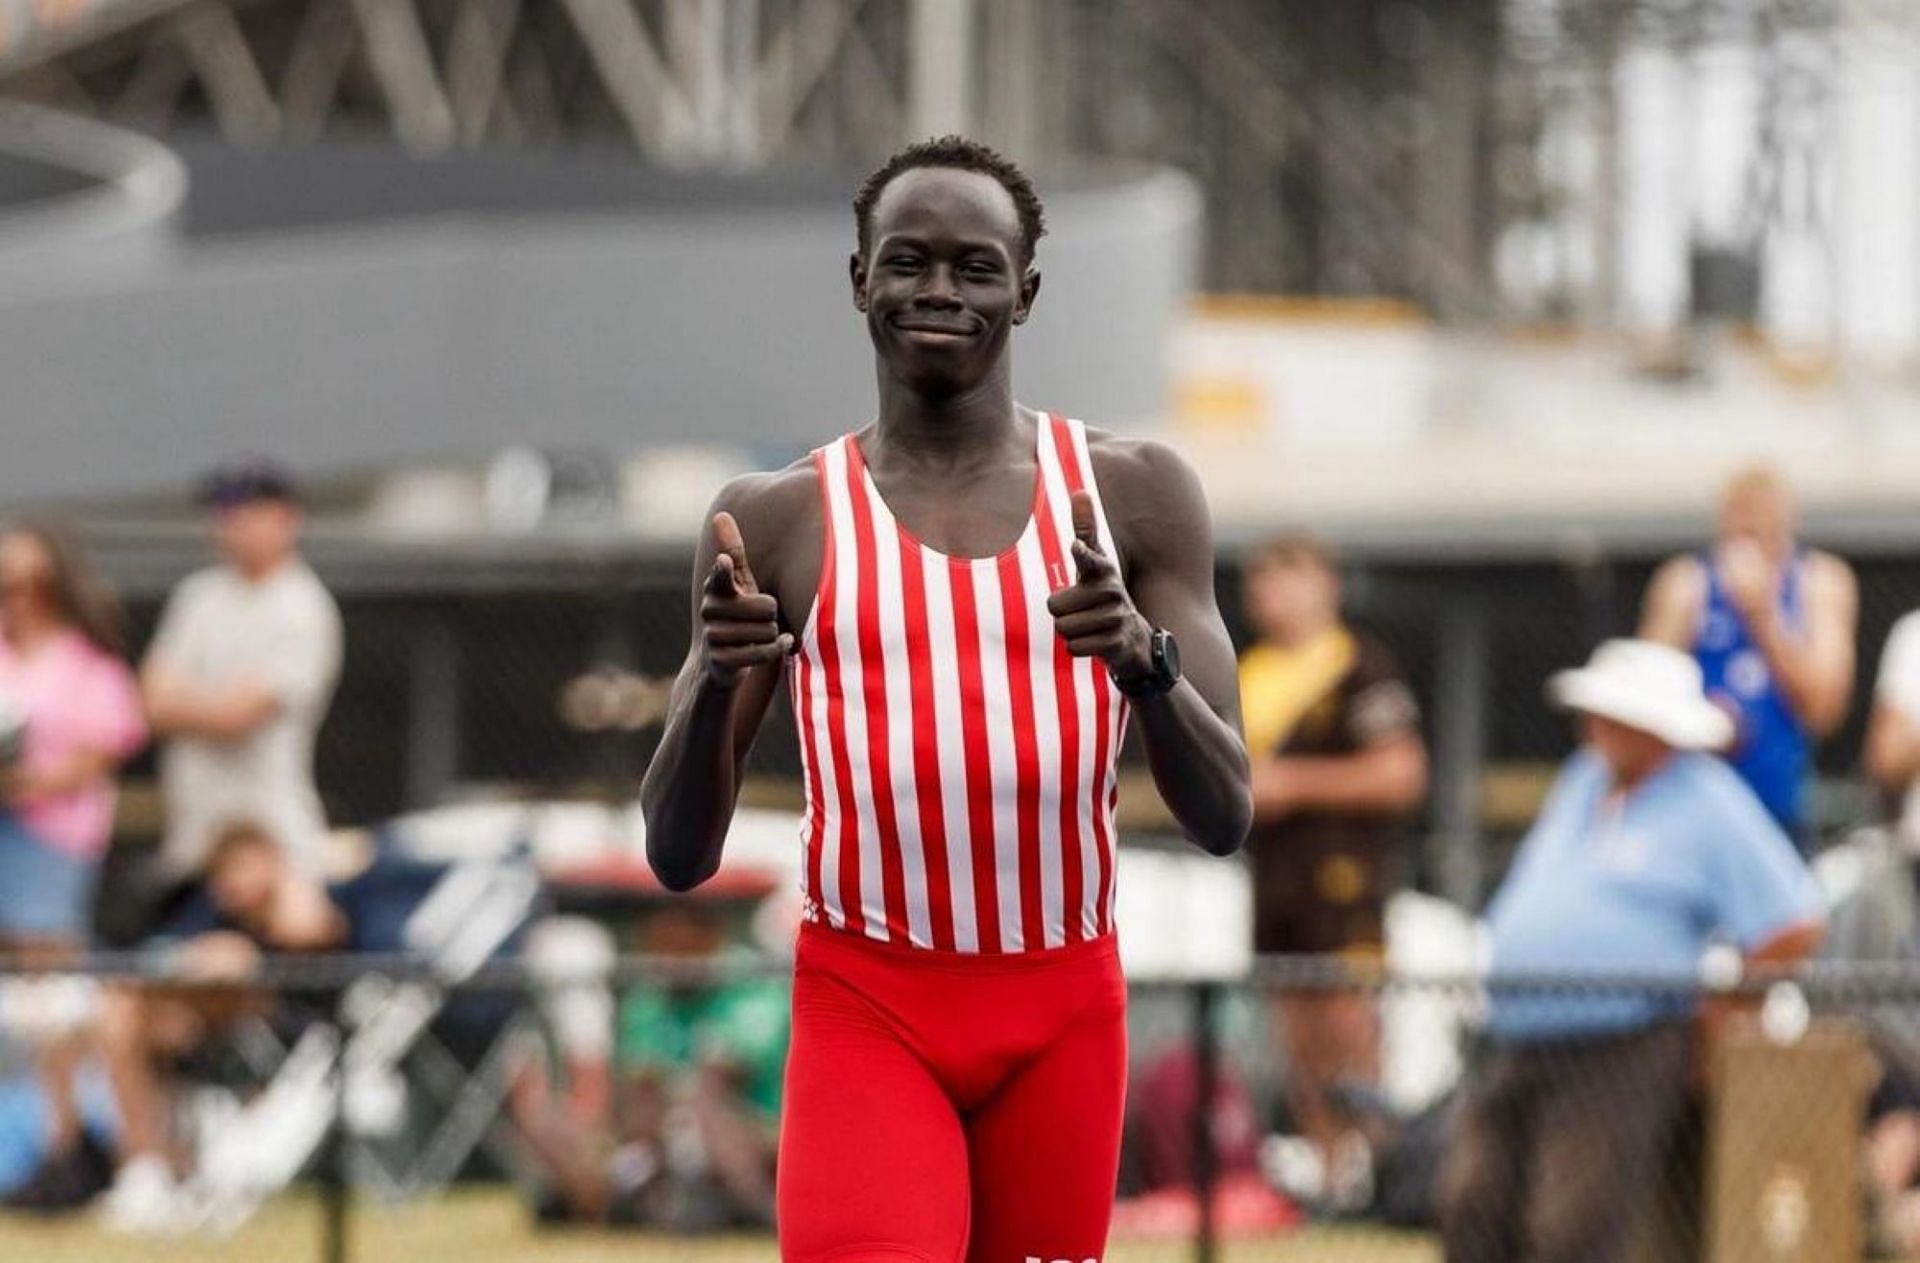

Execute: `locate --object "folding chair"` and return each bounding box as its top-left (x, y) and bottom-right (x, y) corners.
top-left (180, 841), bottom-right (543, 1233)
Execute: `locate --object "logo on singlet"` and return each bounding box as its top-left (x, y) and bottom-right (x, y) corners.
top-left (1026, 1256), bottom-right (1099, 1263)
top-left (1727, 650), bottom-right (1771, 699)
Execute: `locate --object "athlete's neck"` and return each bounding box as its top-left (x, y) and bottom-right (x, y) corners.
top-left (872, 363), bottom-right (1023, 471)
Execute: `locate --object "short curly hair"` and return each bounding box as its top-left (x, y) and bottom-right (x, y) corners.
top-left (853, 135), bottom-right (1046, 265)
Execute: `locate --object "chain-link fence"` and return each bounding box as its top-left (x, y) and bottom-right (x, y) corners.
top-left (75, 527), bottom-right (1920, 922)
top-left (17, 519), bottom-right (1919, 1263)
top-left (0, 951), bottom-right (1914, 1262)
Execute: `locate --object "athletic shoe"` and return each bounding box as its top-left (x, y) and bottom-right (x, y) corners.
top-left (100, 1156), bottom-right (189, 1235)
top-left (1259, 1133), bottom-right (1325, 1205)
top-left (1322, 1131), bottom-right (1376, 1217)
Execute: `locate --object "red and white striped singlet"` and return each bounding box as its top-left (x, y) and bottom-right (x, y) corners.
top-left (787, 413), bottom-right (1129, 955)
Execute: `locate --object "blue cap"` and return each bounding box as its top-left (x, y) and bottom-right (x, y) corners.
top-left (196, 457), bottom-right (298, 508)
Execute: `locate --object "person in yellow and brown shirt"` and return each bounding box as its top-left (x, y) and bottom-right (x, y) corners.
top-left (1239, 533), bottom-right (1426, 1212)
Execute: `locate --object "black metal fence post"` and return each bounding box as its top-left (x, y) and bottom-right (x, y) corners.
top-left (322, 986), bottom-right (351, 1263)
top-left (1191, 980), bottom-right (1219, 1263)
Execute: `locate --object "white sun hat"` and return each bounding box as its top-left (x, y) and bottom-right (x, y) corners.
top-left (1546, 638), bottom-right (1736, 752)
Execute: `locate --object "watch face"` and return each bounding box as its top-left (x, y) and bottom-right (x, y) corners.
top-left (1157, 629), bottom-right (1181, 683)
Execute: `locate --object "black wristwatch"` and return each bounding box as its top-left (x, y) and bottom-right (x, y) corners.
top-left (1111, 627), bottom-right (1181, 699)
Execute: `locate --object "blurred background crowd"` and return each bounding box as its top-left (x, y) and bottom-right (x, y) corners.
top-left (4, 0), bottom-right (1920, 1259)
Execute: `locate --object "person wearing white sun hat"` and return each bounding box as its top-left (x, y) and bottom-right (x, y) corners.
top-left (1437, 639), bottom-right (1825, 1263)
top-left (1545, 638), bottom-right (1737, 753)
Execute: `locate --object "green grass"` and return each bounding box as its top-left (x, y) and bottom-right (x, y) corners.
top-left (0, 1188), bottom-right (1443, 1263)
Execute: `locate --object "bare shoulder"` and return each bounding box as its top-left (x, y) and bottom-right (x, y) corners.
top-left (1638, 552), bottom-right (1705, 643)
top-left (1080, 427), bottom-right (1214, 570)
top-left (1653, 551), bottom-right (1705, 584)
top-left (1081, 426), bottom-right (1202, 487)
top-left (1082, 428), bottom-right (1210, 513)
top-left (707, 454), bottom-right (819, 557)
top-left (1648, 553), bottom-right (1707, 603)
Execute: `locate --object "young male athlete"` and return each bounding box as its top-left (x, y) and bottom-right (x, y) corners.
top-left (642, 136), bottom-right (1252, 1261)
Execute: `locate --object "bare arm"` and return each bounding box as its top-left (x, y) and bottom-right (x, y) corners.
top-left (1638, 555), bottom-right (1704, 648)
top-left (641, 480), bottom-right (793, 892)
top-left (1253, 733), bottom-right (1427, 820)
top-left (140, 578), bottom-right (340, 743)
top-left (1744, 554), bottom-right (1857, 738)
top-left (1866, 701), bottom-right (1920, 796)
top-left (1699, 920), bottom-right (1825, 1049)
top-left (141, 664), bottom-right (279, 742)
top-left (1, 747), bottom-right (120, 804)
top-left (138, 579), bottom-right (279, 742)
top-left (1056, 440), bottom-right (1251, 856)
top-left (1746, 920), bottom-right (1824, 967)
top-left (265, 881), bottom-right (350, 952)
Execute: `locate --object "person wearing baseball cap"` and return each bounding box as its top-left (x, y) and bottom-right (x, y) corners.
top-left (1438, 639), bottom-right (1824, 1263)
top-left (105, 458), bottom-right (345, 1225)
top-left (193, 457), bottom-right (299, 510)
top-left (140, 456), bottom-right (342, 882)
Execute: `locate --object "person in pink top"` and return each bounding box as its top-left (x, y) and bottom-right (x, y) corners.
top-left (0, 520), bottom-right (146, 1211)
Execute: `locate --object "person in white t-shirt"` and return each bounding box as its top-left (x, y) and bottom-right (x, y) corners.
top-left (1868, 612), bottom-right (1920, 846)
top-left (140, 460), bottom-right (343, 883)
top-left (1852, 612), bottom-right (1920, 1252)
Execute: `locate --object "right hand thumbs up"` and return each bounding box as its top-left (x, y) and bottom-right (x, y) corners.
top-left (708, 511), bottom-right (755, 595)
top-left (701, 511), bottom-right (792, 687)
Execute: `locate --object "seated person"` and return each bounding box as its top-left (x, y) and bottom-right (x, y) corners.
top-left (1834, 619), bottom-right (1920, 1254)
top-left (97, 820), bottom-right (345, 1230)
top-left (517, 902), bottom-right (787, 1232)
top-left (102, 821), bottom-right (487, 1228)
top-left (1438, 641), bottom-right (1823, 1263)
top-left (1863, 1055), bottom-right (1920, 1257)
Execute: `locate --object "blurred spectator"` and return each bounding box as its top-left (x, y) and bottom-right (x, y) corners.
top-left (1834, 618), bottom-right (1920, 1252)
top-left (1237, 534), bottom-right (1425, 1210)
top-left (1640, 466), bottom-right (1857, 846)
top-left (0, 520), bottom-right (146, 1212)
top-left (1121, 1045), bottom-right (1264, 1197)
top-left (520, 903), bottom-right (786, 1232)
top-left (516, 917), bottom-right (618, 1133)
top-left (1438, 639), bottom-right (1823, 1263)
top-left (139, 459), bottom-right (342, 902)
top-left (96, 821), bottom-right (345, 1232)
top-left (1863, 1042), bottom-right (1920, 1259)
top-left (99, 818), bottom-right (528, 1232)
top-left (1867, 610), bottom-right (1920, 848)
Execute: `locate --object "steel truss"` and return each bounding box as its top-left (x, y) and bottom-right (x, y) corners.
top-left (2, 0), bottom-right (1912, 309)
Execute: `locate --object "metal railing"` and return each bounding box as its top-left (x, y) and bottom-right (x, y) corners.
top-left (0, 950), bottom-right (1906, 1261)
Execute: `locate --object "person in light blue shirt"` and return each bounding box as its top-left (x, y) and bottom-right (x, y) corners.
top-left (1440, 639), bottom-right (1824, 1263)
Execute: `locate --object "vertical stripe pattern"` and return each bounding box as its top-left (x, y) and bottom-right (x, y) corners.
top-left (791, 415), bottom-right (1128, 953)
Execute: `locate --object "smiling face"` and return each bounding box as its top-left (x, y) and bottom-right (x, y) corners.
top-left (851, 166), bottom-right (1039, 399)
